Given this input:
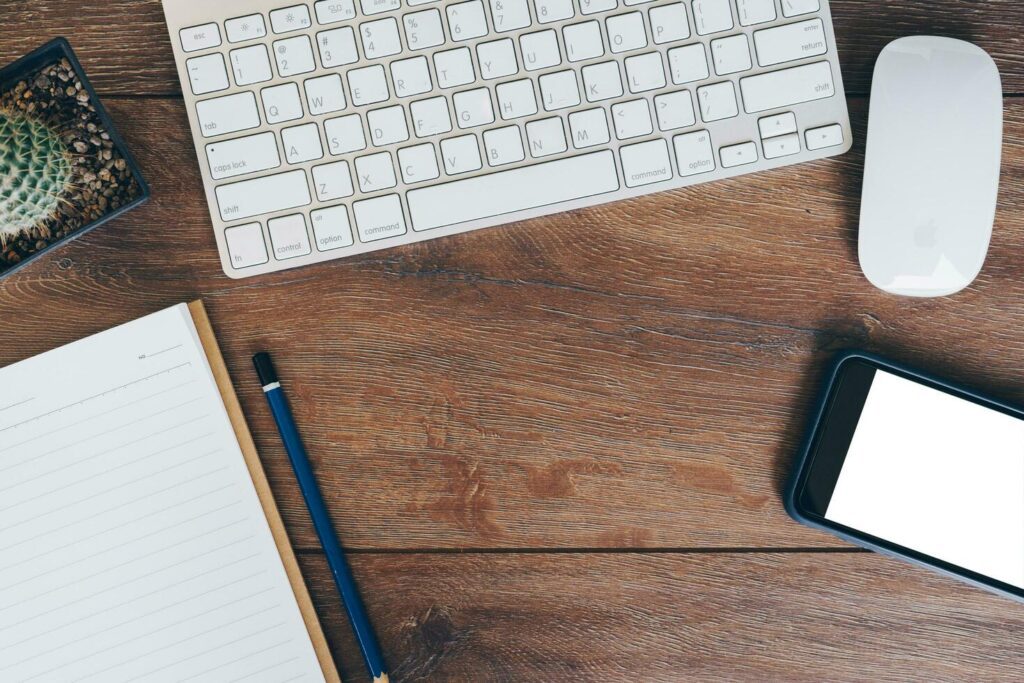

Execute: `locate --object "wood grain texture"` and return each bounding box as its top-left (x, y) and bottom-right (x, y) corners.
top-left (0, 1), bottom-right (1022, 95)
top-left (0, 99), bottom-right (1020, 550)
top-left (301, 552), bottom-right (1024, 681)
top-left (2, 2), bottom-right (1023, 679)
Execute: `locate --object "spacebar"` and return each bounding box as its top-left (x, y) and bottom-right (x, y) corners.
top-left (407, 150), bottom-right (620, 232)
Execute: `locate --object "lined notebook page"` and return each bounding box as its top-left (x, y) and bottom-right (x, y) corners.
top-left (0, 304), bottom-right (325, 682)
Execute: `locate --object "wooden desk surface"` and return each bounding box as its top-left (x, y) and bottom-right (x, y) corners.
top-left (2, 1), bottom-right (1022, 679)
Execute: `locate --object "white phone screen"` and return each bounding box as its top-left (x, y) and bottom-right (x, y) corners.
top-left (824, 369), bottom-right (1024, 588)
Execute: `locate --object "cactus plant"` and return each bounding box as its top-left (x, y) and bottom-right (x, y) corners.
top-left (0, 107), bottom-right (72, 245)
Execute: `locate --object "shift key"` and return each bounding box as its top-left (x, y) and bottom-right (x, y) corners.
top-left (739, 61), bottom-right (835, 113)
top-left (215, 169), bottom-right (311, 221)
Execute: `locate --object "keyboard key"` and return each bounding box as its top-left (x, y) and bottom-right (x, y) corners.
top-left (563, 21), bottom-right (604, 62)
top-left (496, 79), bottom-right (538, 119)
top-left (758, 111), bottom-right (797, 139)
top-left (434, 47), bottom-right (476, 88)
top-left (654, 90), bottom-right (695, 130)
top-left (625, 52), bottom-right (666, 92)
top-left (215, 169), bottom-right (312, 221)
top-left (318, 27), bottom-right (360, 67)
top-left (736, 0), bottom-right (775, 25)
top-left (274, 36), bottom-right (317, 76)
top-left (353, 194), bottom-right (407, 241)
top-left (582, 61), bottom-right (623, 101)
top-left (270, 5), bottom-right (313, 33)
top-left (268, 213), bottom-right (312, 259)
top-left (711, 34), bottom-right (751, 75)
top-left (282, 123), bottom-right (325, 163)
top-left (360, 17), bottom-right (403, 59)
top-left (440, 134), bottom-right (483, 174)
top-left (411, 97), bottom-right (453, 137)
top-left (606, 12), bottom-right (647, 53)
top-left (186, 54), bottom-right (229, 95)
top-left (525, 117), bottom-right (567, 157)
top-left (805, 123), bottom-right (844, 150)
top-left (483, 126), bottom-right (526, 166)
top-left (407, 150), bottom-right (619, 231)
top-left (311, 205), bottom-right (355, 250)
top-left (225, 223), bottom-right (268, 268)
top-left (361, 0), bottom-right (401, 15)
top-left (535, 0), bottom-right (574, 23)
top-left (311, 206), bottom-right (355, 251)
top-left (355, 151), bottom-right (398, 191)
top-left (668, 43), bottom-right (709, 83)
top-left (305, 73), bottom-right (347, 114)
top-left (477, 39), bottom-right (519, 79)
top-left (454, 88), bottom-right (495, 127)
top-left (739, 61), bottom-right (834, 112)
top-left (226, 15), bottom-right (267, 42)
top-left (763, 132), bottom-right (800, 158)
top-left (230, 45), bottom-right (273, 86)
top-left (781, 0), bottom-right (819, 17)
top-left (206, 131), bottom-right (281, 180)
top-left (180, 23), bottom-right (221, 52)
top-left (620, 138), bottom-right (672, 187)
top-left (692, 0), bottom-right (733, 35)
top-left (196, 92), bottom-right (260, 138)
top-left (404, 9), bottom-right (446, 49)
top-left (261, 82), bottom-right (304, 123)
top-left (539, 70), bottom-right (581, 110)
top-left (325, 114), bottom-right (368, 153)
top-left (521, 30), bottom-right (562, 71)
top-left (753, 18), bottom-right (827, 67)
top-left (391, 56), bottom-right (433, 97)
top-left (568, 108), bottom-right (610, 148)
top-left (580, 0), bottom-right (617, 15)
top-left (673, 129), bottom-right (714, 176)
top-left (490, 0), bottom-right (532, 31)
top-left (649, 4), bottom-right (690, 44)
top-left (612, 99), bottom-right (653, 139)
top-left (720, 140), bottom-right (757, 167)
top-left (398, 143), bottom-right (441, 183)
top-left (315, 0), bottom-right (357, 23)
top-left (447, 1), bottom-right (489, 40)
top-left (312, 160), bottom-right (355, 200)
top-left (697, 80), bottom-right (737, 121)
top-left (367, 105), bottom-right (410, 144)
top-left (348, 64), bottom-right (391, 105)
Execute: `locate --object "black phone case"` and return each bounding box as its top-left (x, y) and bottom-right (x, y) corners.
top-left (784, 349), bottom-right (1024, 603)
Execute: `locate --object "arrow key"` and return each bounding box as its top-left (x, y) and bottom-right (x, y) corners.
top-left (758, 111), bottom-right (797, 139)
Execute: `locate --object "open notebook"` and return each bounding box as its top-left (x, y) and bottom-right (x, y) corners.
top-left (0, 302), bottom-right (339, 682)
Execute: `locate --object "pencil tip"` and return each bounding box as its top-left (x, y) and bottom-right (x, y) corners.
top-left (373, 674), bottom-right (390, 683)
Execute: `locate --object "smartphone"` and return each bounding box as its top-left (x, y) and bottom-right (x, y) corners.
top-left (786, 351), bottom-right (1024, 602)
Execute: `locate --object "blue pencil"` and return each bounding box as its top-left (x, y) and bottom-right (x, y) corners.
top-left (253, 352), bottom-right (388, 683)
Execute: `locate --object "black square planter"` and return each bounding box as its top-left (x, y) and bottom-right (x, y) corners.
top-left (0, 37), bottom-right (150, 279)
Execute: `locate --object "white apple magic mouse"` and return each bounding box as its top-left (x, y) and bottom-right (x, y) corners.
top-left (859, 36), bottom-right (1002, 297)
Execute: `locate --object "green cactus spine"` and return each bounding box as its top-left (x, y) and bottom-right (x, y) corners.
top-left (0, 107), bottom-right (72, 245)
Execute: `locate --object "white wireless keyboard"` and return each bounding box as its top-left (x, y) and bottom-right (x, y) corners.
top-left (163, 0), bottom-right (851, 278)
